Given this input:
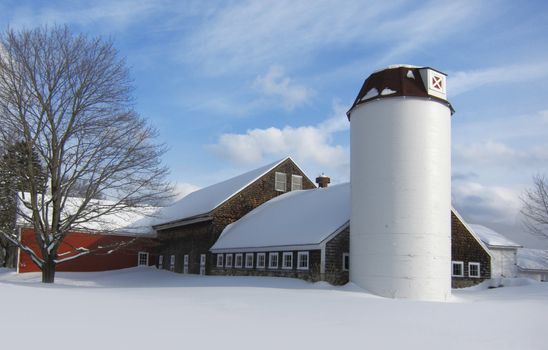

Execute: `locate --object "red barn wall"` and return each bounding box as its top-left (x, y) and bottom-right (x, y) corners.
top-left (18, 228), bottom-right (157, 273)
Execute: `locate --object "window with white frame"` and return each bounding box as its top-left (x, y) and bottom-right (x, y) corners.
top-left (235, 254), bottom-right (243, 268)
top-left (275, 172), bottom-right (287, 192)
top-left (291, 175), bottom-right (303, 191)
top-left (138, 252), bottom-right (149, 266)
top-left (269, 252), bottom-right (278, 269)
top-left (257, 253), bottom-right (266, 269)
top-left (183, 254), bottom-right (188, 274)
top-left (225, 254), bottom-right (233, 268)
top-left (342, 253), bottom-right (349, 271)
top-left (468, 262), bottom-right (481, 278)
top-left (297, 251), bottom-right (309, 270)
top-left (158, 255), bottom-right (163, 269)
top-left (170, 255), bottom-right (175, 271)
top-left (216, 254), bottom-right (224, 268)
top-left (245, 253), bottom-right (254, 268)
top-left (452, 261), bottom-right (464, 277)
top-left (282, 252), bottom-right (293, 269)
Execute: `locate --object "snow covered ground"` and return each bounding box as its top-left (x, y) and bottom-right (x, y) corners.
top-left (1, 268), bottom-right (546, 350)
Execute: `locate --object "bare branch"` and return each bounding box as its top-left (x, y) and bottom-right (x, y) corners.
top-left (521, 174), bottom-right (548, 239)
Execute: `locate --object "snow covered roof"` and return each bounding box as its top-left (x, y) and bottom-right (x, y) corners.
top-left (152, 157), bottom-right (291, 228)
top-left (17, 193), bottom-right (156, 236)
top-left (517, 248), bottom-right (548, 271)
top-left (469, 224), bottom-right (521, 248)
top-left (211, 183), bottom-right (350, 252)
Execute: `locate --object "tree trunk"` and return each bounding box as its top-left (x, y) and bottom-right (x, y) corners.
top-left (42, 259), bottom-right (56, 283)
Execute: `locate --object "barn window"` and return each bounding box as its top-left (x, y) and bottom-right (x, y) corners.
top-left (468, 262), bottom-right (481, 278)
top-left (452, 261), bottom-right (464, 277)
top-left (342, 253), bottom-right (349, 271)
top-left (257, 253), bottom-right (266, 268)
top-left (282, 252), bottom-right (293, 269)
top-left (275, 172), bottom-right (287, 192)
top-left (297, 251), bottom-right (309, 270)
top-left (269, 252), bottom-right (279, 269)
top-left (291, 175), bottom-right (303, 191)
top-left (183, 254), bottom-right (189, 274)
top-left (158, 255), bottom-right (163, 269)
top-left (170, 255), bottom-right (175, 271)
top-left (216, 254), bottom-right (224, 268)
top-left (235, 254), bottom-right (243, 268)
top-left (138, 252), bottom-right (149, 266)
top-left (225, 254), bottom-right (233, 268)
top-left (245, 253), bottom-right (254, 268)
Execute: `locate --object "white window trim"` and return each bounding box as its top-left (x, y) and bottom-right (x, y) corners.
top-left (291, 174), bottom-right (303, 191)
top-left (170, 254), bottom-right (176, 271)
top-left (200, 254), bottom-right (206, 266)
top-left (257, 253), bottom-right (266, 269)
top-left (452, 261), bottom-right (464, 277)
top-left (158, 255), bottom-right (163, 268)
top-left (275, 172), bottom-right (287, 192)
top-left (297, 251), bottom-right (309, 270)
top-left (235, 253), bottom-right (243, 268)
top-left (225, 254), bottom-right (233, 268)
top-left (282, 252), bottom-right (293, 270)
top-left (468, 262), bottom-right (481, 278)
top-left (269, 252), bottom-right (278, 269)
top-left (245, 253), bottom-right (254, 269)
top-left (342, 252), bottom-right (349, 271)
top-left (138, 252), bottom-right (149, 266)
top-left (217, 254), bottom-right (224, 268)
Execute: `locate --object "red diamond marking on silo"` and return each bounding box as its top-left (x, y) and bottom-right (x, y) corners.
top-left (432, 76), bottom-right (443, 90)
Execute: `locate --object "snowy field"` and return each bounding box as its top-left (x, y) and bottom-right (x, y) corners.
top-left (1, 268), bottom-right (546, 350)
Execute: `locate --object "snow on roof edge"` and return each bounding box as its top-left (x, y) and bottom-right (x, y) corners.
top-left (152, 156), bottom-right (298, 228)
top-left (451, 207), bottom-right (493, 259)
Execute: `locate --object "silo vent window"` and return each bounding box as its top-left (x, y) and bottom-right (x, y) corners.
top-left (406, 70), bottom-right (415, 79)
top-left (359, 88), bottom-right (379, 102)
top-left (381, 88), bottom-right (397, 96)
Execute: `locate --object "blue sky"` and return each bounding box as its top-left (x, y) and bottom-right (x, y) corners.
top-left (2, 0), bottom-right (548, 246)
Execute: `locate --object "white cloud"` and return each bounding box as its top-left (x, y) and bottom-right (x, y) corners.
top-left (182, 0), bottom-right (482, 75)
top-left (452, 180), bottom-right (522, 226)
top-left (172, 182), bottom-right (200, 200)
top-left (449, 62), bottom-right (548, 96)
top-left (208, 101), bottom-right (350, 181)
top-left (4, 0), bottom-right (164, 30)
top-left (253, 65), bottom-right (313, 110)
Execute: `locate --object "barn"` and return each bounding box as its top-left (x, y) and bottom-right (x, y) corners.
top-left (16, 194), bottom-right (157, 273)
top-left (151, 157), bottom-right (315, 275)
top-left (209, 180), bottom-right (492, 287)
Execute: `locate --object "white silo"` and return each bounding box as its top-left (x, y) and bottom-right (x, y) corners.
top-left (347, 65), bottom-right (453, 301)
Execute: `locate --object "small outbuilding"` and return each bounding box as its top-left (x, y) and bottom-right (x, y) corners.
top-left (517, 248), bottom-right (548, 282)
top-left (469, 224), bottom-right (521, 280)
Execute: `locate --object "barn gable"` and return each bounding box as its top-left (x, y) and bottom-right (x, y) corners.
top-left (153, 157), bottom-right (316, 274)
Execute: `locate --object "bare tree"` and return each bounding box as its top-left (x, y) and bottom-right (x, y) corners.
top-left (0, 26), bottom-right (172, 282)
top-left (521, 174), bottom-right (548, 239)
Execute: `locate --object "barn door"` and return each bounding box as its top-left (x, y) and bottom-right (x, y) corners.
top-left (200, 254), bottom-right (206, 275)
